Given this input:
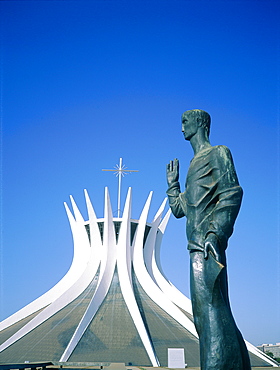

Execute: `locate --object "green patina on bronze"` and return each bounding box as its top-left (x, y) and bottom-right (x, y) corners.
top-left (166, 109), bottom-right (251, 370)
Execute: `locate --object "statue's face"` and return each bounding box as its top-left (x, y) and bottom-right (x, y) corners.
top-left (182, 113), bottom-right (198, 140)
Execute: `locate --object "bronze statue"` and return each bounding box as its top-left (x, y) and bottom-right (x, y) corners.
top-left (166, 109), bottom-right (251, 370)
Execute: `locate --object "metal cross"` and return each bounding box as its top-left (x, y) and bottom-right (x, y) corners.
top-left (102, 158), bottom-right (139, 217)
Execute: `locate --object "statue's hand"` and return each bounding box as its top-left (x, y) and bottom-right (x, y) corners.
top-left (166, 158), bottom-right (179, 186)
top-left (204, 233), bottom-right (221, 263)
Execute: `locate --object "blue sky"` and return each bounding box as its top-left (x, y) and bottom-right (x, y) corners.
top-left (0, 0), bottom-right (279, 347)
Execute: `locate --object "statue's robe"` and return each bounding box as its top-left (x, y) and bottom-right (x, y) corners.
top-left (167, 145), bottom-right (251, 370)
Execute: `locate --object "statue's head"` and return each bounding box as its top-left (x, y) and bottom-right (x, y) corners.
top-left (181, 109), bottom-right (211, 140)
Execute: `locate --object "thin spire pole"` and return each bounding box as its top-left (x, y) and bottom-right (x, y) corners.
top-left (102, 158), bottom-right (139, 217)
top-left (117, 158), bottom-right (122, 217)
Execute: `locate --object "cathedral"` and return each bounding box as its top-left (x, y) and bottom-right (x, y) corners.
top-left (0, 186), bottom-right (277, 367)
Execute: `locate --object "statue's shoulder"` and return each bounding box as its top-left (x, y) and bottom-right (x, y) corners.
top-left (212, 145), bottom-right (232, 157)
top-left (195, 146), bottom-right (233, 164)
top-left (210, 145), bottom-right (234, 165)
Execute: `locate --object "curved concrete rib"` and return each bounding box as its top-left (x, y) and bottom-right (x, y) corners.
top-left (154, 209), bottom-right (172, 280)
top-left (245, 341), bottom-right (279, 367)
top-left (133, 192), bottom-right (198, 339)
top-left (84, 189), bottom-right (102, 248)
top-left (151, 209), bottom-right (193, 314)
top-left (60, 187), bottom-right (117, 362)
top-left (117, 188), bottom-right (159, 367)
top-left (0, 198), bottom-right (91, 332)
top-left (144, 197), bottom-right (167, 283)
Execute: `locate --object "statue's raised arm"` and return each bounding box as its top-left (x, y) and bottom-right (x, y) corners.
top-left (166, 158), bottom-right (179, 186)
top-left (166, 158), bottom-right (185, 219)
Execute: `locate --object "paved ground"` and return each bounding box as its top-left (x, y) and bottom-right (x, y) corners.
top-left (137, 367), bottom-right (278, 370)
top-left (2, 363), bottom-right (278, 370)
top-left (1, 366), bottom-right (278, 370)
top-left (50, 365), bottom-right (279, 369)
